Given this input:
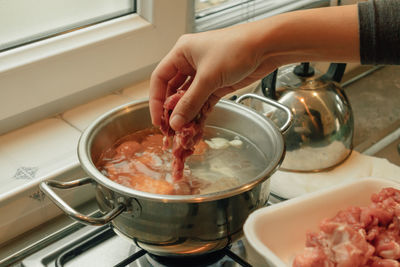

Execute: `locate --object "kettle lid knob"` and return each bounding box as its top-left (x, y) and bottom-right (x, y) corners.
top-left (293, 62), bottom-right (315, 77)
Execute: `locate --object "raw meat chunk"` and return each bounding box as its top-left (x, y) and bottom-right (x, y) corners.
top-left (160, 86), bottom-right (210, 181)
top-left (293, 187), bottom-right (400, 267)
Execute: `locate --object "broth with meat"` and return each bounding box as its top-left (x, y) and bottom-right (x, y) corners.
top-left (96, 126), bottom-right (267, 195)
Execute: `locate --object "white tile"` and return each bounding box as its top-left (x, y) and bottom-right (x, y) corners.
top-left (0, 158), bottom-right (25, 196)
top-left (0, 118), bottom-right (80, 166)
top-left (0, 118), bottom-right (81, 198)
top-left (121, 79), bottom-right (150, 100)
top-left (62, 94), bottom-right (131, 131)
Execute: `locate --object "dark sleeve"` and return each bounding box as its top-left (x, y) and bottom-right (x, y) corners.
top-left (358, 0), bottom-right (400, 65)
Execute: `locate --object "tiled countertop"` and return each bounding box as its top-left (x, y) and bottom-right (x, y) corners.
top-left (0, 80), bottom-right (151, 200)
top-left (0, 79), bottom-right (150, 246)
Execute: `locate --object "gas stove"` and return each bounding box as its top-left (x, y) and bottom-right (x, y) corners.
top-left (18, 216), bottom-right (255, 267)
top-left (1, 180), bottom-right (278, 267)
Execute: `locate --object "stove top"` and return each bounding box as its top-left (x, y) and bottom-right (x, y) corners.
top-left (20, 224), bottom-right (252, 267)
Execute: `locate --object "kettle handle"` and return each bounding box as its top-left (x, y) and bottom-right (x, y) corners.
top-left (321, 63), bottom-right (347, 83)
top-left (261, 69), bottom-right (278, 99)
top-left (261, 63), bottom-right (347, 97)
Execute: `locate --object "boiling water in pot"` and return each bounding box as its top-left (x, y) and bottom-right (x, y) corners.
top-left (96, 126), bottom-right (267, 195)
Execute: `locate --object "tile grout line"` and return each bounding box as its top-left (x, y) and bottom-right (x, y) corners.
top-left (56, 114), bottom-right (83, 133)
top-left (363, 127), bottom-right (400, 156)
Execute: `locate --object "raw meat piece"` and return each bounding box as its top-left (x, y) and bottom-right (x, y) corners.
top-left (160, 90), bottom-right (185, 148)
top-left (130, 173), bottom-right (174, 195)
top-left (292, 247), bottom-right (331, 267)
top-left (370, 257), bottom-right (400, 267)
top-left (115, 141), bottom-right (142, 159)
top-left (193, 140), bottom-right (209, 156)
top-left (160, 84), bottom-right (211, 181)
top-left (140, 134), bottom-right (164, 154)
top-left (293, 187), bottom-right (400, 267)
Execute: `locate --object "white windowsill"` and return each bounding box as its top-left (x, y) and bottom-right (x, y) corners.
top-left (0, 79), bottom-right (151, 247)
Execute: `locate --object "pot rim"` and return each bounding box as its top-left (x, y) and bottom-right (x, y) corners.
top-left (78, 99), bottom-right (285, 203)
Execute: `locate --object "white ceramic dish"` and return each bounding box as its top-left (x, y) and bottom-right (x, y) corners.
top-left (243, 178), bottom-right (400, 267)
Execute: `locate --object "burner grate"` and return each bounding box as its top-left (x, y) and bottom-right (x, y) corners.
top-left (143, 246), bottom-right (252, 267)
top-left (55, 226), bottom-right (115, 267)
top-left (114, 249), bottom-right (147, 267)
top-left (52, 225), bottom-right (252, 267)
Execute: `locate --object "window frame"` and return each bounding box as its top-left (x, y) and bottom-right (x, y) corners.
top-left (194, 0), bottom-right (328, 32)
top-left (0, 0), bottom-right (192, 135)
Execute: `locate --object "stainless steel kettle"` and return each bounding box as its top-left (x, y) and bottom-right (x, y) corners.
top-left (253, 62), bottom-right (354, 172)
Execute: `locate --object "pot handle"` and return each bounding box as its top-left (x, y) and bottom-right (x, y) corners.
top-left (40, 177), bottom-right (126, 226)
top-left (235, 93), bottom-right (293, 134)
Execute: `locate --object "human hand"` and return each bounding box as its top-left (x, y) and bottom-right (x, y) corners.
top-left (149, 23), bottom-right (279, 131)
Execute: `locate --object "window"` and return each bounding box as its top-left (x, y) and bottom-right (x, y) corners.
top-left (194, 0), bottom-right (329, 32)
top-left (0, 0), bottom-right (329, 135)
top-left (0, 0), bottom-right (136, 52)
top-left (0, 1), bottom-right (190, 135)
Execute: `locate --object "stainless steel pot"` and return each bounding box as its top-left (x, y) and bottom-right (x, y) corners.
top-left (40, 94), bottom-right (292, 257)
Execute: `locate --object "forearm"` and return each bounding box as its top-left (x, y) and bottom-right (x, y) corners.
top-left (149, 4), bottom-right (362, 129)
top-left (247, 5), bottom-right (360, 66)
